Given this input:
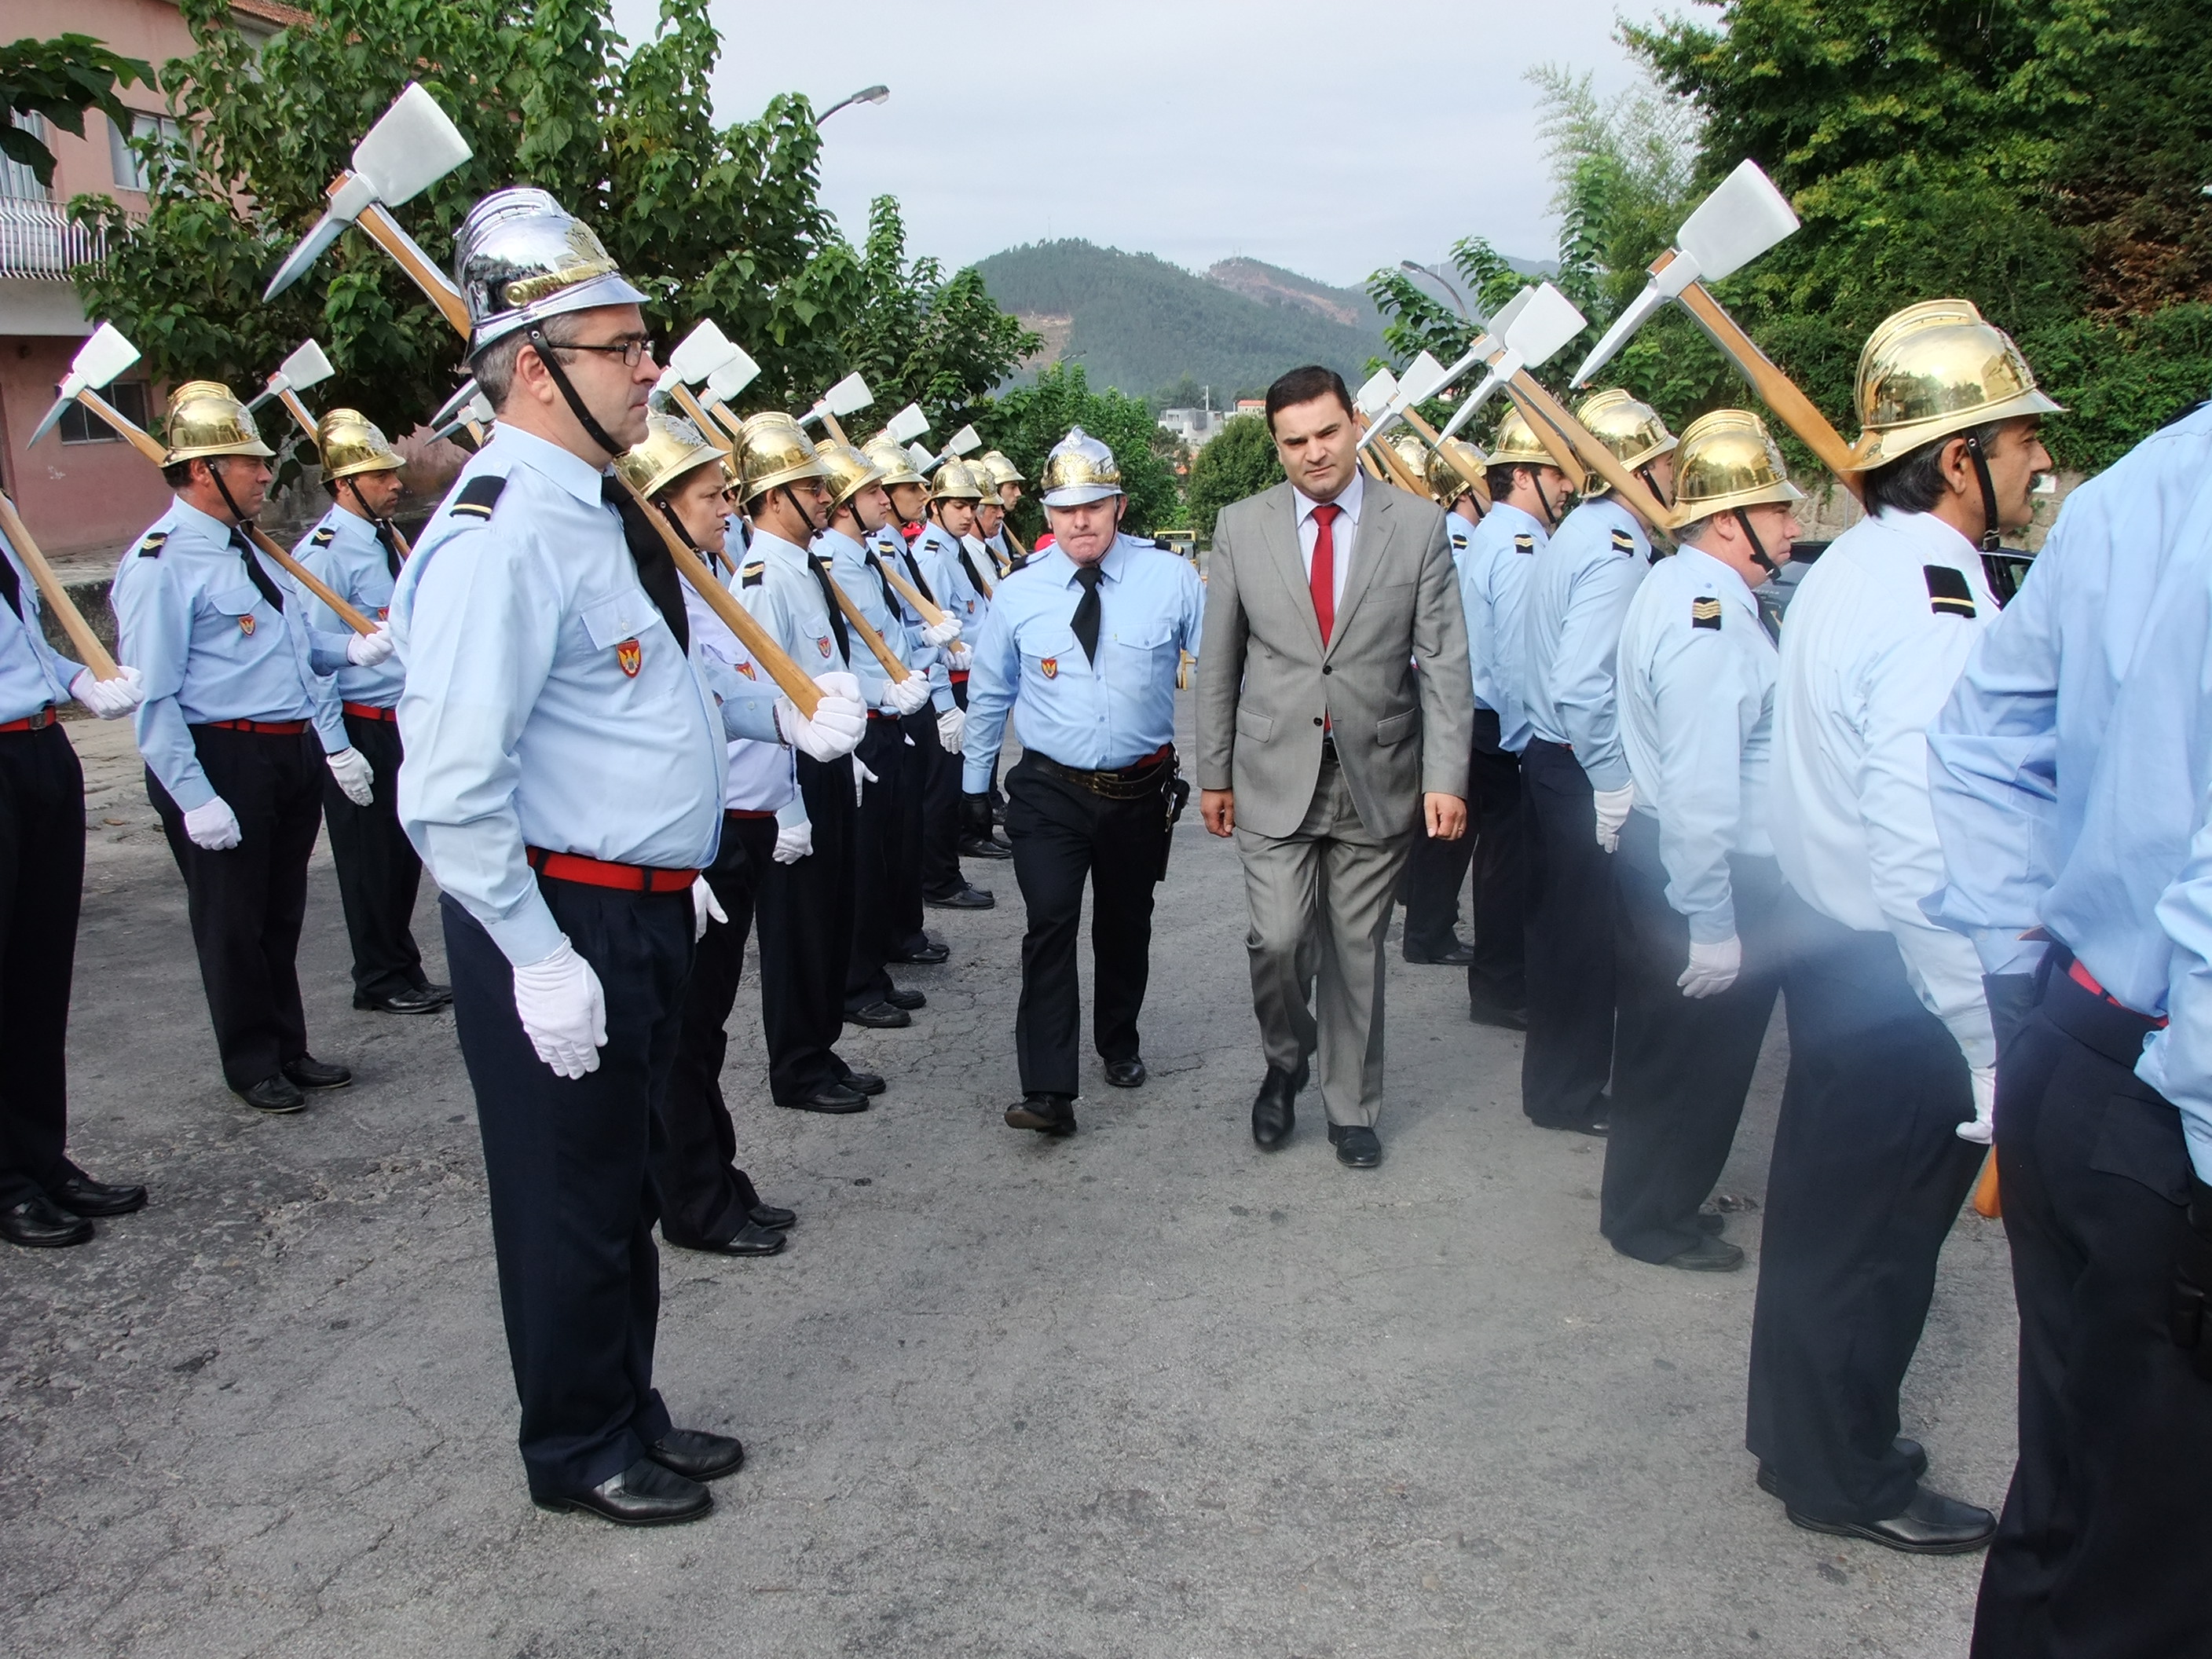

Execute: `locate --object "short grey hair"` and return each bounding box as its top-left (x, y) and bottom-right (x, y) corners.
top-left (474, 317), bottom-right (584, 411)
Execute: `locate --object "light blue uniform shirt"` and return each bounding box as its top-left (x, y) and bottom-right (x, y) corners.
top-left (2141, 793), bottom-right (2212, 1183)
top-left (1459, 500), bottom-right (1547, 752)
top-left (112, 496), bottom-right (346, 811)
top-left (295, 504), bottom-right (405, 709)
top-left (1927, 402), bottom-right (2212, 976)
top-left (961, 535), bottom-right (1204, 793)
top-left (914, 522), bottom-right (987, 639)
top-left (1617, 544), bottom-right (1778, 943)
top-left (1522, 495), bottom-right (1650, 789)
top-left (815, 525), bottom-right (910, 710)
top-left (391, 425), bottom-right (732, 968)
top-left (873, 525), bottom-right (956, 712)
top-left (0, 530), bottom-right (85, 723)
top-left (738, 528), bottom-right (851, 677)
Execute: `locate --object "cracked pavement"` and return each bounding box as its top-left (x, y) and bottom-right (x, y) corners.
top-left (2, 709), bottom-right (2016, 1657)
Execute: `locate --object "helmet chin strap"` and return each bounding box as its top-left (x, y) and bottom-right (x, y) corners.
top-left (522, 324), bottom-right (625, 460)
top-left (1961, 432), bottom-right (2005, 552)
top-left (207, 460), bottom-right (255, 528)
top-left (777, 482), bottom-right (825, 540)
top-left (342, 474), bottom-right (391, 535)
top-left (1521, 467), bottom-right (1558, 530)
top-left (1731, 507), bottom-right (1779, 579)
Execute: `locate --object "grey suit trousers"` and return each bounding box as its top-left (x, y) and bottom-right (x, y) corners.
top-left (1236, 754), bottom-right (1415, 1127)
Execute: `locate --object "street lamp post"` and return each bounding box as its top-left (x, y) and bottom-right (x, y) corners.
top-left (1399, 259), bottom-right (1478, 324)
top-left (817, 84), bottom-right (890, 125)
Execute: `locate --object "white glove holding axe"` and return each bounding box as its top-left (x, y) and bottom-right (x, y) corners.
top-left (70, 665), bottom-right (144, 719)
top-left (345, 621), bottom-right (397, 668)
top-left (776, 672), bottom-right (866, 761)
top-left (921, 615), bottom-right (961, 649)
top-left (883, 672), bottom-right (932, 717)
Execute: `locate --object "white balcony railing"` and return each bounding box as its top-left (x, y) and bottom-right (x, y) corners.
top-left (0, 200), bottom-right (106, 280)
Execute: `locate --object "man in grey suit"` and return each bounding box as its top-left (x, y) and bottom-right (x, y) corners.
top-left (1196, 365), bottom-right (1473, 1168)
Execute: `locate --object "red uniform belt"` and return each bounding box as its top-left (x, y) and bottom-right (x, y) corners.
top-left (201, 718), bottom-right (309, 734)
top-left (950, 670), bottom-right (970, 683)
top-left (526, 847), bottom-right (698, 893)
top-left (342, 701), bottom-right (398, 723)
top-left (2067, 958), bottom-right (2167, 1028)
top-left (0, 705), bottom-right (58, 732)
top-left (724, 808), bottom-right (776, 820)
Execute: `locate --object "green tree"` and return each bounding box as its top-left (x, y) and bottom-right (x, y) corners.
top-left (0, 34), bottom-right (149, 187)
top-left (982, 362), bottom-right (1180, 537)
top-left (1183, 414), bottom-right (1284, 543)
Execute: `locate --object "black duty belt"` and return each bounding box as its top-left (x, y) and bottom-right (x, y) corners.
top-left (1031, 744), bottom-right (1175, 800)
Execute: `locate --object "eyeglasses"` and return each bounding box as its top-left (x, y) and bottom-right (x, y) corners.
top-left (553, 335), bottom-right (658, 368)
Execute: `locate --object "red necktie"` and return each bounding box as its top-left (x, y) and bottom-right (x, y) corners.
top-left (1309, 502), bottom-right (1341, 643)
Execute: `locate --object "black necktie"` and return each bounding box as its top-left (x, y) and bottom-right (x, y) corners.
top-left (958, 547), bottom-right (993, 600)
top-left (372, 519), bottom-right (402, 580)
top-left (602, 479), bottom-right (690, 655)
top-left (863, 550), bottom-right (901, 613)
top-left (1071, 563), bottom-right (1104, 664)
top-left (0, 548), bottom-right (23, 621)
top-left (232, 529), bottom-right (284, 613)
top-left (899, 544), bottom-right (939, 606)
top-left (807, 554), bottom-right (852, 665)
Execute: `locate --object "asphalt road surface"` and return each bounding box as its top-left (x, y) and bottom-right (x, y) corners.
top-left (2, 709), bottom-right (2016, 1657)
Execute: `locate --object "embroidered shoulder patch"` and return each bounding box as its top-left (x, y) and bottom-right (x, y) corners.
top-left (1923, 564), bottom-right (1977, 618)
top-left (309, 526), bottom-right (337, 546)
top-left (134, 530), bottom-right (169, 558)
top-left (1690, 596), bottom-right (1723, 631)
top-left (449, 474), bottom-right (507, 520)
top-left (741, 560), bottom-right (767, 588)
top-left (1611, 528), bottom-right (1636, 555)
top-left (1514, 533), bottom-right (1535, 554)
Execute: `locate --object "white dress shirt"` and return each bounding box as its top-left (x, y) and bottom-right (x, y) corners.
top-left (1292, 466), bottom-right (1364, 614)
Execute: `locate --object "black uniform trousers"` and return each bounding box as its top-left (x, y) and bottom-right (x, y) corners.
top-left (921, 677), bottom-right (967, 900)
top-left (1395, 723), bottom-right (1476, 959)
top-left (0, 723), bottom-right (89, 1207)
top-left (1970, 964), bottom-right (2212, 1659)
top-left (1601, 813), bottom-right (1780, 1263)
top-left (445, 881), bottom-right (686, 1500)
top-left (1518, 738), bottom-right (1615, 1126)
top-left (148, 725), bottom-right (325, 1091)
top-left (1746, 886), bottom-right (1983, 1525)
top-left (1004, 753), bottom-right (1168, 1100)
top-left (891, 709), bottom-right (935, 955)
top-left (320, 708), bottom-right (428, 1003)
top-left (1466, 710), bottom-right (1527, 1013)
top-left (754, 753), bottom-right (856, 1104)
top-left (845, 716), bottom-right (906, 1010)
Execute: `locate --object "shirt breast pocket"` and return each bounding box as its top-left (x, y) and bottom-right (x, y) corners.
top-left (1107, 620), bottom-right (1177, 676)
top-left (580, 589), bottom-right (668, 681)
top-left (198, 582), bottom-right (266, 639)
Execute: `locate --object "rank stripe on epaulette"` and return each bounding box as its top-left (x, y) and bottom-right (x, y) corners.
top-left (1923, 563), bottom-right (1977, 618)
top-left (1690, 596), bottom-right (1723, 631)
top-left (741, 560), bottom-right (767, 588)
top-left (449, 474), bottom-right (507, 520)
top-left (1611, 529), bottom-right (1636, 553)
top-left (134, 531), bottom-right (169, 558)
top-left (309, 526), bottom-right (337, 545)
top-left (1514, 533), bottom-right (1535, 552)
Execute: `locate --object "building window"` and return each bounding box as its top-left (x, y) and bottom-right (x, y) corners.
top-left (108, 112), bottom-right (183, 192)
top-left (2, 114), bottom-right (50, 201)
top-left (58, 381), bottom-right (150, 445)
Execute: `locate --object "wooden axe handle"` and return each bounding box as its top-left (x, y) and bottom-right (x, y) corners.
top-left (1500, 383), bottom-right (1588, 482)
top-left (0, 490), bottom-right (119, 679)
top-left (1507, 372), bottom-right (1676, 531)
top-left (1003, 523), bottom-right (1028, 560)
top-left (822, 569), bottom-right (912, 682)
top-left (78, 389), bottom-right (165, 465)
top-left (819, 410), bottom-right (850, 448)
top-left (276, 387), bottom-right (318, 442)
top-left (1402, 407), bottom-right (1491, 506)
top-left (357, 201), bottom-right (474, 337)
top-left (1357, 448), bottom-right (1386, 482)
top-left (876, 557), bottom-right (950, 628)
top-left (669, 385), bottom-right (735, 453)
top-left (1359, 414), bottom-right (1430, 496)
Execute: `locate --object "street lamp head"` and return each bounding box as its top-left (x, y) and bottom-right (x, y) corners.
top-left (818, 84), bottom-right (892, 124)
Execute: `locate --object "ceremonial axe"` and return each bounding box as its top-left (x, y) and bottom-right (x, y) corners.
top-left (2, 323), bottom-right (130, 673)
top-left (25, 321), bottom-right (141, 451)
top-left (654, 320), bottom-right (757, 449)
top-left (797, 372), bottom-right (873, 446)
top-left (1349, 367), bottom-right (1431, 493)
top-left (914, 424), bottom-right (981, 478)
top-left (869, 403), bottom-right (931, 449)
top-left (428, 379), bottom-right (493, 449)
top-left (258, 343), bottom-right (416, 561)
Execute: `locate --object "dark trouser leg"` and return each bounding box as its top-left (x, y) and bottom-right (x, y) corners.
top-left (1745, 888), bottom-right (1984, 1524)
top-left (0, 726), bottom-right (86, 1207)
top-left (1005, 757), bottom-right (1093, 1098)
top-left (654, 817), bottom-right (770, 1248)
top-left (1466, 712), bottom-right (1526, 1010)
top-left (754, 756), bottom-right (855, 1104)
top-left (444, 880), bottom-right (688, 1500)
top-left (1395, 730), bottom-right (1473, 958)
top-left (1600, 816), bottom-right (1778, 1262)
top-left (1971, 972), bottom-right (2212, 1659)
top-left (1088, 782), bottom-right (1166, 1068)
top-left (1518, 739), bottom-right (1614, 1126)
top-left (892, 710), bottom-right (933, 953)
top-left (921, 683), bottom-right (965, 899)
top-left (320, 711), bottom-right (426, 1002)
top-left (844, 717), bottom-right (903, 1011)
top-left (147, 727), bottom-right (324, 1090)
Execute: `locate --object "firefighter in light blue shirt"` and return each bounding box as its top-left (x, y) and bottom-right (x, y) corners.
top-left (914, 460), bottom-right (1002, 895)
top-left (961, 427), bottom-right (1203, 1137)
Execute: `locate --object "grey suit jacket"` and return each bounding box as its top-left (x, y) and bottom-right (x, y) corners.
top-left (1196, 478), bottom-right (1473, 840)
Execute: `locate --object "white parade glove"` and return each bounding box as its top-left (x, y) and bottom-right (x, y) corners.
top-left (70, 665), bottom-right (144, 719)
top-left (345, 621), bottom-right (397, 668)
top-left (1960, 1065), bottom-right (1997, 1144)
top-left (885, 672), bottom-right (932, 716)
top-left (936, 705), bottom-right (965, 753)
top-left (1592, 782), bottom-right (1635, 853)
top-left (1678, 935), bottom-right (1742, 999)
top-left (326, 746), bottom-right (375, 808)
top-left (510, 936), bottom-right (607, 1079)
top-left (921, 615), bottom-right (961, 649)
top-left (182, 796), bottom-right (243, 851)
top-left (947, 644), bottom-right (974, 672)
top-left (690, 874), bottom-right (727, 942)
top-left (777, 687), bottom-right (866, 761)
top-left (773, 818), bottom-right (814, 864)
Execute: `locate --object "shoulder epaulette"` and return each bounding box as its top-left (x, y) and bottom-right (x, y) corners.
top-left (134, 530), bottom-right (168, 558)
top-left (1513, 533), bottom-right (1535, 554)
top-left (1450, 532), bottom-right (1470, 551)
top-left (1610, 528), bottom-right (1636, 555)
top-left (1924, 564), bottom-right (1976, 618)
top-left (1690, 596), bottom-right (1723, 631)
top-left (449, 474), bottom-right (507, 521)
top-left (309, 525), bottom-right (336, 546)
top-left (741, 560), bottom-right (767, 588)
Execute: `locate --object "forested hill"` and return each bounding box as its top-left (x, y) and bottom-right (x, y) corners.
top-left (975, 240), bottom-right (1388, 403)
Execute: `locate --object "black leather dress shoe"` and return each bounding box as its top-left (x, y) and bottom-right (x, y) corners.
top-left (783, 1086), bottom-right (868, 1115)
top-left (1005, 1093), bottom-right (1077, 1134)
top-left (1697, 1210), bottom-right (1727, 1235)
top-left (49, 1175), bottom-right (147, 1218)
top-left (353, 984), bottom-right (452, 1015)
top-left (1328, 1122), bottom-right (1382, 1167)
top-left (959, 836), bottom-right (1013, 860)
top-left (841, 1070), bottom-right (887, 1096)
top-left (884, 986), bottom-right (927, 1010)
top-left (1467, 998), bottom-right (1529, 1031)
top-left (845, 1001), bottom-right (912, 1029)
top-left (1663, 1234), bottom-right (1745, 1272)
top-left (282, 1055), bottom-right (351, 1090)
top-left (1104, 1057), bottom-right (1147, 1088)
top-left (925, 884), bottom-right (994, 910)
top-left (1251, 1061), bottom-right (1308, 1149)
top-left (648, 1428), bottom-right (745, 1482)
top-left (892, 939), bottom-right (950, 965)
top-left (2, 1195), bottom-right (93, 1248)
top-left (539, 1457), bottom-right (712, 1526)
top-left (1787, 1485), bottom-right (1996, 1555)
top-left (679, 1221), bottom-right (786, 1257)
top-left (1404, 940), bottom-right (1475, 966)
top-left (237, 1074), bottom-right (307, 1114)
top-left (1760, 1439), bottom-right (1925, 1499)
top-left (749, 1203), bottom-right (797, 1231)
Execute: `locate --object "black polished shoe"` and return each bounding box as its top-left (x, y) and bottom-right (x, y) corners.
top-left (1328, 1122), bottom-right (1382, 1168)
top-left (679, 1221), bottom-right (786, 1257)
top-left (1535, 1107), bottom-right (1610, 1137)
top-left (925, 884), bottom-right (995, 910)
top-left (648, 1428), bottom-right (745, 1482)
top-left (49, 1174), bottom-right (147, 1218)
top-left (892, 939), bottom-right (950, 965)
top-left (282, 1055), bottom-right (351, 1090)
top-left (782, 1086), bottom-right (868, 1115)
top-left (1786, 1485), bottom-right (1996, 1555)
top-left (959, 836), bottom-right (1013, 860)
top-left (538, 1457), bottom-right (712, 1526)
top-left (884, 986), bottom-right (927, 1011)
top-left (1662, 1235), bottom-right (1745, 1272)
top-left (841, 1070), bottom-right (887, 1096)
top-left (749, 1203), bottom-right (797, 1231)
top-left (1760, 1439), bottom-right (1925, 1500)
top-left (844, 1001), bottom-right (912, 1030)
top-left (1404, 940), bottom-right (1475, 966)
top-left (1005, 1093), bottom-right (1077, 1135)
top-left (1251, 1061), bottom-right (1308, 1150)
top-left (1467, 998), bottom-right (1529, 1031)
top-left (1104, 1057), bottom-right (1147, 1089)
top-left (237, 1074), bottom-right (307, 1114)
top-left (2, 1195), bottom-right (93, 1249)
top-left (353, 985), bottom-right (452, 1015)
top-left (1697, 1210), bottom-right (1727, 1235)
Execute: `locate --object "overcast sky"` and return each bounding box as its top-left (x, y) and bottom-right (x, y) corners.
top-left (607, 0), bottom-right (1678, 292)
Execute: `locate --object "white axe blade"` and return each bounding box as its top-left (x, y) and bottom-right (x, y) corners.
top-left (703, 346), bottom-right (760, 405)
top-left (1436, 283), bottom-right (1586, 444)
top-left (823, 372), bottom-right (873, 419)
top-left (881, 402), bottom-right (929, 445)
top-left (1353, 367), bottom-right (1399, 421)
top-left (666, 318), bottom-right (742, 386)
top-left (908, 442), bottom-right (943, 475)
top-left (1362, 349), bottom-right (1456, 448)
top-left (27, 322), bottom-right (140, 448)
top-left (430, 388), bottom-right (493, 444)
top-left (943, 424), bottom-right (980, 457)
top-left (1570, 287), bottom-right (1672, 390)
top-left (247, 337), bottom-right (337, 409)
top-left (430, 377), bottom-right (484, 433)
top-left (265, 82), bottom-right (473, 300)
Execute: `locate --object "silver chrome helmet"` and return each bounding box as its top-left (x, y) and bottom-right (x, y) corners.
top-left (455, 187), bottom-right (650, 361)
top-left (1038, 427), bottom-right (1122, 507)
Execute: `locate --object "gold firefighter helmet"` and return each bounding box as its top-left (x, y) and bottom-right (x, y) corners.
top-left (1428, 436), bottom-right (1491, 509)
top-left (1574, 389), bottom-right (1679, 473)
top-left (162, 380), bottom-right (276, 466)
top-left (615, 411), bottom-right (726, 502)
top-left (316, 408), bottom-right (403, 484)
top-left (1848, 298), bottom-right (2064, 471)
top-left (734, 412), bottom-right (831, 502)
top-left (1038, 427), bottom-right (1122, 507)
top-left (817, 441), bottom-right (886, 509)
top-left (1387, 431), bottom-right (1434, 495)
top-left (1671, 409), bottom-right (1807, 522)
top-left (453, 186), bottom-right (650, 361)
top-left (930, 457), bottom-right (987, 502)
top-left (978, 449), bottom-right (1024, 488)
top-left (865, 438), bottom-right (926, 489)
top-left (1488, 405), bottom-right (1556, 471)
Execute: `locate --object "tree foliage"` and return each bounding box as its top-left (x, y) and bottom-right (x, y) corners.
top-left (982, 363), bottom-right (1181, 538)
top-left (1182, 414), bottom-right (1284, 543)
top-left (0, 34), bottom-right (150, 188)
